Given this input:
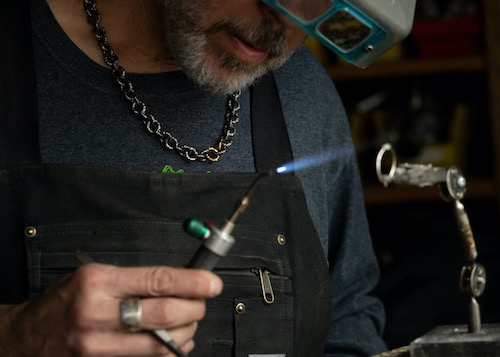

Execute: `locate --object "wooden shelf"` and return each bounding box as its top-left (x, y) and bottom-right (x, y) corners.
top-left (326, 55), bottom-right (486, 82)
top-left (363, 178), bottom-right (496, 206)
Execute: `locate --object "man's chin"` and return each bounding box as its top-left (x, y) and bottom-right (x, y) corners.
top-left (187, 62), bottom-right (268, 95)
top-left (186, 55), bottom-right (287, 95)
top-left (214, 72), bottom-right (266, 95)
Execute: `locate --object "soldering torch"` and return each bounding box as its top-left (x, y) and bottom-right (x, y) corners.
top-left (185, 171), bottom-right (267, 270)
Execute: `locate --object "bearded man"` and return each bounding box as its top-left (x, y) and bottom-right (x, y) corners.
top-left (0, 1), bottom-right (387, 356)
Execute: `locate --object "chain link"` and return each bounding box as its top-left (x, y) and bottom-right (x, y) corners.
top-left (83, 0), bottom-right (241, 162)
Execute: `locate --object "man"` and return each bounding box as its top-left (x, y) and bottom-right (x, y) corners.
top-left (0, 0), bottom-right (387, 356)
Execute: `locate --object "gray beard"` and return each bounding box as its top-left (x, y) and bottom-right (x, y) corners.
top-left (160, 1), bottom-right (293, 95)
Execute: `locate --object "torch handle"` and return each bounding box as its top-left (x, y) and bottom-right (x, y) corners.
top-left (184, 222), bottom-right (235, 271)
top-left (187, 245), bottom-right (221, 271)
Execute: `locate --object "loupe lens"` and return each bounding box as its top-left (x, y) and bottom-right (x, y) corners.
top-left (277, 0), bottom-right (334, 22)
top-left (317, 10), bottom-right (372, 51)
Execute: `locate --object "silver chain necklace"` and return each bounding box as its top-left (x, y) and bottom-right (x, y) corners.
top-left (83, 0), bottom-right (241, 162)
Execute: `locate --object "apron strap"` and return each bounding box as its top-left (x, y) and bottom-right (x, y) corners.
top-left (250, 73), bottom-right (294, 173)
top-left (0, 1), bottom-right (41, 166)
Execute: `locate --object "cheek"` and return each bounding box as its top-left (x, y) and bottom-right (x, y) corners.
top-left (274, 9), bottom-right (308, 48)
top-left (286, 27), bottom-right (308, 51)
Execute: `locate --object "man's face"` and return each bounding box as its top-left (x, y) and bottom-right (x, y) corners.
top-left (161, 0), bottom-right (308, 94)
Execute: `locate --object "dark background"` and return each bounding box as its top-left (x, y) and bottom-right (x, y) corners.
top-left (306, 0), bottom-right (500, 349)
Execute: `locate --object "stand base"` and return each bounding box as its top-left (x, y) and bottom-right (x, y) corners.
top-left (410, 324), bottom-right (500, 357)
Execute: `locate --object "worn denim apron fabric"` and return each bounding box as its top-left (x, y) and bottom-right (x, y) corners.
top-left (0, 3), bottom-right (331, 355)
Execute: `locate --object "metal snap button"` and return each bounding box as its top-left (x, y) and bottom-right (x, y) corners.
top-left (24, 226), bottom-right (37, 238)
top-left (235, 302), bottom-right (246, 315)
top-left (277, 234), bottom-right (286, 246)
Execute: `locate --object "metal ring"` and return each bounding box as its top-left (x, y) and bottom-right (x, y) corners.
top-left (120, 297), bottom-right (142, 332)
top-left (376, 143), bottom-right (397, 187)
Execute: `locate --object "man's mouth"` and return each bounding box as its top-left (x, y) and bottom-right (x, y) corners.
top-left (227, 33), bottom-right (268, 62)
top-left (204, 19), bottom-right (287, 65)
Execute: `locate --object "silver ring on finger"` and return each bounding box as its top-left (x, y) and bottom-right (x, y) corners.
top-left (120, 297), bottom-right (142, 332)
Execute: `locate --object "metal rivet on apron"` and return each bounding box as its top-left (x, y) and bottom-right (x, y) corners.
top-left (235, 302), bottom-right (246, 315)
top-left (24, 226), bottom-right (37, 238)
top-left (277, 234), bottom-right (286, 246)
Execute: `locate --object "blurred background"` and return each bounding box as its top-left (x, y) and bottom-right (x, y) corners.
top-left (306, 0), bottom-right (500, 349)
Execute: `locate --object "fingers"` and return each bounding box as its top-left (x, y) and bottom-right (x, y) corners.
top-left (4, 264), bottom-right (218, 357)
top-left (68, 324), bottom-right (197, 357)
top-left (140, 297), bottom-right (206, 331)
top-left (72, 264), bottom-right (223, 299)
top-left (66, 264), bottom-right (222, 328)
top-left (76, 295), bottom-right (206, 331)
top-left (52, 264), bottom-right (221, 356)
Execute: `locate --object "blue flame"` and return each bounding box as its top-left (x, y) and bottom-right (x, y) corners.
top-left (276, 166), bottom-right (288, 174)
top-left (275, 149), bottom-right (346, 174)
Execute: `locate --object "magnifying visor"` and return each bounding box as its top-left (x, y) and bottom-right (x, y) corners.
top-left (262, 0), bottom-right (416, 68)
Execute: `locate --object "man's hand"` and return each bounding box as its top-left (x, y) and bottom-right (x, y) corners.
top-left (0, 264), bottom-right (223, 356)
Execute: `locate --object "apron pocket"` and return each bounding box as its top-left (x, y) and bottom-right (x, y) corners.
top-left (24, 220), bottom-right (196, 295)
top-left (233, 295), bottom-right (293, 357)
top-left (196, 269), bottom-right (293, 357)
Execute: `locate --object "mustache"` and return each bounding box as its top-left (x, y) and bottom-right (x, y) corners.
top-left (204, 18), bottom-right (287, 58)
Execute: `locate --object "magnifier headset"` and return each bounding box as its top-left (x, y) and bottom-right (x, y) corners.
top-left (262, 0), bottom-right (417, 68)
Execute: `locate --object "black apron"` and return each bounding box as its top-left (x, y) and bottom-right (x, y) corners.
top-left (0, 2), bottom-right (331, 356)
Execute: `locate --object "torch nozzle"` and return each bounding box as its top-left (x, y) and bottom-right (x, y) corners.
top-left (223, 173), bottom-right (269, 234)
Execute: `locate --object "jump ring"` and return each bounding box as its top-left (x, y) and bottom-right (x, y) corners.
top-left (120, 297), bottom-right (142, 332)
top-left (376, 143), bottom-right (397, 187)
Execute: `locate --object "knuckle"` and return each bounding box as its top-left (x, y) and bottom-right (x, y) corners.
top-left (68, 305), bottom-right (97, 330)
top-left (157, 299), bottom-right (177, 325)
top-left (72, 265), bottom-right (106, 292)
top-left (67, 265), bottom-right (109, 330)
top-left (143, 266), bottom-right (174, 296)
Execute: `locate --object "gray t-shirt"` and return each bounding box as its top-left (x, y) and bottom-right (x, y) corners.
top-left (31, 0), bottom-right (387, 355)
